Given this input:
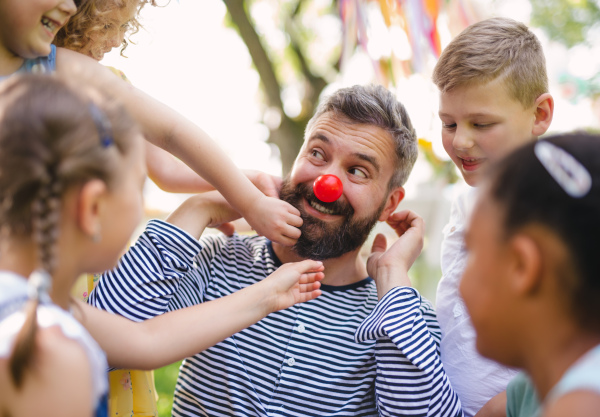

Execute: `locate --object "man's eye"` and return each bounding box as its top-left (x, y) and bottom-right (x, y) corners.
top-left (349, 168), bottom-right (367, 178)
top-left (442, 123), bottom-right (456, 129)
top-left (311, 149), bottom-right (324, 160)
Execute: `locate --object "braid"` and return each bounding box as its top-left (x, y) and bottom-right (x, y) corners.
top-left (9, 168), bottom-right (63, 389)
top-left (31, 178), bottom-right (62, 275)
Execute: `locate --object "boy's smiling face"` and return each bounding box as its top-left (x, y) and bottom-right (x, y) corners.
top-left (438, 77), bottom-right (546, 187)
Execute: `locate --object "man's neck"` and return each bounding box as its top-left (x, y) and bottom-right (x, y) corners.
top-left (271, 242), bottom-right (368, 287)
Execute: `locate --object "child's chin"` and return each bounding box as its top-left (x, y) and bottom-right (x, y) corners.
top-left (461, 172), bottom-right (480, 187)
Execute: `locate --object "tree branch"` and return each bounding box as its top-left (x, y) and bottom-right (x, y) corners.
top-left (222, 0), bottom-right (283, 109)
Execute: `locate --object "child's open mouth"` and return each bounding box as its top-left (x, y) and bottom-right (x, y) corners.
top-left (41, 17), bottom-right (59, 34)
top-left (461, 158), bottom-right (483, 171)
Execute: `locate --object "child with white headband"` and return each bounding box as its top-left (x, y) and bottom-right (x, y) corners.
top-left (460, 131), bottom-right (600, 417)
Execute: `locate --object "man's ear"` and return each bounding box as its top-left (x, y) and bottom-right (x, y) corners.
top-left (508, 233), bottom-right (543, 296)
top-left (532, 93), bottom-right (554, 137)
top-left (76, 179), bottom-right (108, 238)
top-left (378, 186), bottom-right (405, 222)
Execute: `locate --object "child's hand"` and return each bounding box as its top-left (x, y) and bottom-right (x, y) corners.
top-left (367, 210), bottom-right (424, 298)
top-left (262, 260), bottom-right (324, 312)
top-left (245, 195), bottom-right (303, 246)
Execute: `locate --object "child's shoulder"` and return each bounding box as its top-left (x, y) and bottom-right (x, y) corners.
top-left (55, 47), bottom-right (115, 80)
top-left (0, 325), bottom-right (94, 417)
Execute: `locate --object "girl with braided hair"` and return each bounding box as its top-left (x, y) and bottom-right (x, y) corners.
top-left (0, 74), bottom-right (324, 417)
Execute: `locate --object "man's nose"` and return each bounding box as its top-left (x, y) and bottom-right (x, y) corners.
top-left (313, 174), bottom-right (343, 203)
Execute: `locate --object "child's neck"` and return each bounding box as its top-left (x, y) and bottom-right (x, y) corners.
top-left (0, 47), bottom-right (26, 77)
top-left (526, 327), bottom-right (600, 401)
top-left (0, 238), bottom-right (73, 310)
top-left (0, 238), bottom-right (38, 278)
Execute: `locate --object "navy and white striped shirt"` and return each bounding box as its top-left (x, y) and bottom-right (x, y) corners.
top-left (90, 220), bottom-right (463, 417)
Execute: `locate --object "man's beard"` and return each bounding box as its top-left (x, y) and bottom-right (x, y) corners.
top-left (279, 177), bottom-right (386, 260)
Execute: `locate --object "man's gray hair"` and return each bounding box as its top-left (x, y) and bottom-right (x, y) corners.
top-left (306, 84), bottom-right (418, 188)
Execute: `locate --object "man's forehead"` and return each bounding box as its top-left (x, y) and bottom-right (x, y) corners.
top-left (304, 114), bottom-right (393, 148)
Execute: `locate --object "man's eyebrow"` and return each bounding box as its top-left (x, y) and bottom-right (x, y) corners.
top-left (308, 133), bottom-right (330, 144)
top-left (355, 152), bottom-right (380, 172)
top-left (308, 133), bottom-right (380, 172)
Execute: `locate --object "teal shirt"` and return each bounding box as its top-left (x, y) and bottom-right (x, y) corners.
top-left (506, 344), bottom-right (600, 417)
top-left (506, 372), bottom-right (539, 417)
top-left (0, 44), bottom-right (56, 81)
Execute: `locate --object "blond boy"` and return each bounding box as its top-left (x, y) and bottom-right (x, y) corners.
top-left (431, 17), bottom-right (554, 417)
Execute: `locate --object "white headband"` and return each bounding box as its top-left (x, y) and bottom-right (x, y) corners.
top-left (534, 141), bottom-right (592, 198)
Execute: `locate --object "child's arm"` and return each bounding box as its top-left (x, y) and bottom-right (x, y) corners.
top-left (55, 48), bottom-right (302, 246)
top-left (145, 141), bottom-right (283, 196)
top-left (475, 391), bottom-right (506, 417)
top-left (74, 258), bottom-right (323, 370)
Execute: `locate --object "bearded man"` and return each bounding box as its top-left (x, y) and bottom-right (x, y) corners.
top-left (90, 85), bottom-right (463, 417)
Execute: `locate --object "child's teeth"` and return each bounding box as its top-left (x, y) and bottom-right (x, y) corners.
top-left (41, 17), bottom-right (55, 30)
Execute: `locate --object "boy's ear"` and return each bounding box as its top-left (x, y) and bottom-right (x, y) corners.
top-left (77, 179), bottom-right (108, 238)
top-left (378, 186), bottom-right (405, 222)
top-left (508, 233), bottom-right (543, 296)
top-left (532, 93), bottom-right (554, 137)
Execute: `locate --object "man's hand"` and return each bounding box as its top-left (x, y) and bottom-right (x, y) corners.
top-left (243, 170), bottom-right (283, 198)
top-left (367, 210), bottom-right (425, 299)
top-left (165, 192), bottom-right (243, 239)
top-left (243, 194), bottom-right (303, 247)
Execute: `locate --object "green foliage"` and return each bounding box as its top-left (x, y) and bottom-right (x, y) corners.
top-left (529, 0), bottom-right (600, 47)
top-left (155, 361), bottom-right (182, 417)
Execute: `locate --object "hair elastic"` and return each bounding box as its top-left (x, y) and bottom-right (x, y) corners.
top-left (534, 141), bottom-right (592, 198)
top-left (26, 270), bottom-right (52, 303)
top-left (88, 102), bottom-right (113, 147)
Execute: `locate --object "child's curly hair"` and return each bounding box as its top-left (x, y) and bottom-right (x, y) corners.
top-left (55, 0), bottom-right (157, 57)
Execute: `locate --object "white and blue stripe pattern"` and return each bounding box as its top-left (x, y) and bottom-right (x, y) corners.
top-left (89, 220), bottom-right (463, 417)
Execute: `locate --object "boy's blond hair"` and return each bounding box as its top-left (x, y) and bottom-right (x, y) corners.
top-left (432, 17), bottom-right (548, 108)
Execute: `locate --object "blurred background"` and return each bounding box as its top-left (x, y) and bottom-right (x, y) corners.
top-left (99, 0), bottom-right (600, 414)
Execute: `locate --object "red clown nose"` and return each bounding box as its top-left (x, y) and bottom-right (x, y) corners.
top-left (313, 174), bottom-right (343, 203)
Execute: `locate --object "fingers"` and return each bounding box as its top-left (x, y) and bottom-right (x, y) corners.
top-left (288, 260), bottom-right (325, 302)
top-left (289, 259), bottom-right (325, 275)
top-left (370, 233), bottom-right (387, 255)
top-left (282, 199), bottom-right (301, 217)
top-left (250, 197), bottom-right (303, 247)
top-left (386, 209), bottom-right (424, 237)
top-left (297, 271), bottom-right (323, 303)
top-left (276, 210), bottom-right (303, 246)
top-left (245, 170), bottom-right (283, 198)
top-left (215, 222), bottom-right (236, 236)
top-left (271, 229), bottom-right (300, 247)
top-left (296, 286), bottom-right (322, 303)
top-left (264, 216), bottom-right (302, 247)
